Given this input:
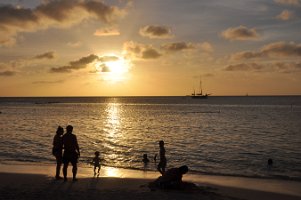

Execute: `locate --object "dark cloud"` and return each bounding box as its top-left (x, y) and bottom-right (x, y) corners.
top-left (142, 48), bottom-right (162, 59)
top-left (123, 41), bottom-right (162, 59)
top-left (32, 80), bottom-right (64, 84)
top-left (231, 41), bottom-right (301, 60)
top-left (274, 0), bottom-right (300, 6)
top-left (161, 42), bottom-right (195, 52)
top-left (50, 54), bottom-right (98, 73)
top-left (139, 25), bottom-right (173, 39)
top-left (0, 70), bottom-right (16, 76)
top-left (0, 0), bottom-right (126, 46)
top-left (224, 62), bottom-right (301, 73)
top-left (34, 51), bottom-right (56, 59)
top-left (225, 63), bottom-right (264, 71)
top-left (221, 26), bottom-right (260, 41)
top-left (100, 64), bottom-right (111, 72)
top-left (94, 27), bottom-right (120, 36)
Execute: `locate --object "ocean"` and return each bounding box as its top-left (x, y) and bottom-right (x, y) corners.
top-left (0, 96), bottom-right (300, 180)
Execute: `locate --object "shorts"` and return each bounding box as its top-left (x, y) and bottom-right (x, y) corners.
top-left (63, 151), bottom-right (78, 165)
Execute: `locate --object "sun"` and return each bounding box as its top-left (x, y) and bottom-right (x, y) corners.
top-left (95, 54), bottom-right (131, 82)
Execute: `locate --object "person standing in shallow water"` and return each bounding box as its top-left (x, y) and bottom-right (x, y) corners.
top-left (157, 140), bottom-right (167, 175)
top-left (62, 125), bottom-right (80, 182)
top-left (52, 126), bottom-right (64, 180)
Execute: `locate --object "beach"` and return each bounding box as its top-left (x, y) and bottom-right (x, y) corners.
top-left (1, 163), bottom-right (301, 200)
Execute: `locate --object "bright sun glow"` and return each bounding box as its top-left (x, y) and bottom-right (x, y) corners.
top-left (95, 54), bottom-right (131, 82)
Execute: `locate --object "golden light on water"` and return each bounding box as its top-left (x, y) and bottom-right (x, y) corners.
top-left (106, 102), bottom-right (121, 134)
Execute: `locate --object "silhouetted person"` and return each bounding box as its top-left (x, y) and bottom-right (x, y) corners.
top-left (92, 151), bottom-right (101, 176)
top-left (157, 140), bottom-right (166, 175)
top-left (52, 126), bottom-right (64, 180)
top-left (62, 125), bottom-right (80, 182)
top-left (143, 154), bottom-right (150, 165)
top-left (267, 158), bottom-right (273, 170)
top-left (155, 165), bottom-right (189, 189)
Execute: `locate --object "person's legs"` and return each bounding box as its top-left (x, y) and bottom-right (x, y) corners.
top-left (55, 156), bottom-right (62, 179)
top-left (157, 162), bottom-right (163, 175)
top-left (63, 162), bottom-right (68, 181)
top-left (71, 161), bottom-right (77, 181)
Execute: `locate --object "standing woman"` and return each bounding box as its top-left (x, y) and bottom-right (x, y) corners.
top-left (52, 126), bottom-right (64, 180)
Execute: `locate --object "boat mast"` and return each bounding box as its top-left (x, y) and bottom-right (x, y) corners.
top-left (199, 79), bottom-right (203, 95)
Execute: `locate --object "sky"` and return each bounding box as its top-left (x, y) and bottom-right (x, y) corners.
top-left (0, 0), bottom-right (300, 96)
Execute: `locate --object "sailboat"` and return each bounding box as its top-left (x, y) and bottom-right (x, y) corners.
top-left (191, 79), bottom-right (210, 99)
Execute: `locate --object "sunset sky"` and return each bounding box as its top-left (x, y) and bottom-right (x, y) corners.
top-left (0, 0), bottom-right (300, 96)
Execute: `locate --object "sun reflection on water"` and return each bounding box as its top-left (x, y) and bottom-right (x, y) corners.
top-left (106, 102), bottom-right (121, 136)
top-left (103, 102), bottom-right (124, 167)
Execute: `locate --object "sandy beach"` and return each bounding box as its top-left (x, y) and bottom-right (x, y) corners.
top-left (1, 163), bottom-right (301, 200)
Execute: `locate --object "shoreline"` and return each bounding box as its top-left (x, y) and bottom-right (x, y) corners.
top-left (1, 162), bottom-right (301, 200)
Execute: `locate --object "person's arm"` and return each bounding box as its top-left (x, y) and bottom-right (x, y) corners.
top-left (75, 135), bottom-right (80, 157)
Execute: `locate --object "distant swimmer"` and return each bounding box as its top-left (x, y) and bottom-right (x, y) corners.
top-left (267, 158), bottom-right (273, 170)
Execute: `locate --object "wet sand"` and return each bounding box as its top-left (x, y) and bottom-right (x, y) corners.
top-left (0, 163), bottom-right (301, 200)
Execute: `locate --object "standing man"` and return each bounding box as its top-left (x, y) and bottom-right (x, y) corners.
top-left (62, 125), bottom-right (80, 182)
top-left (157, 140), bottom-right (167, 175)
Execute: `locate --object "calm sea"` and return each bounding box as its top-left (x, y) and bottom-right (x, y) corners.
top-left (0, 96), bottom-right (301, 180)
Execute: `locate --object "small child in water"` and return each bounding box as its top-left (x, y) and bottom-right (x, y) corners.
top-left (92, 151), bottom-right (101, 175)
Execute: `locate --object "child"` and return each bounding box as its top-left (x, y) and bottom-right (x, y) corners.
top-left (92, 151), bottom-right (101, 175)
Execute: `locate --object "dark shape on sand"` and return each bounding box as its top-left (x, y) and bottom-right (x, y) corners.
top-left (151, 165), bottom-right (189, 190)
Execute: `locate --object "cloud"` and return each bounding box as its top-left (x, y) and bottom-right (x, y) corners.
top-left (32, 80), bottom-right (64, 84)
top-left (224, 62), bottom-right (301, 73)
top-left (67, 41), bottom-right (82, 48)
top-left (0, 0), bottom-right (126, 46)
top-left (199, 42), bottom-right (214, 53)
top-left (231, 41), bottom-right (301, 60)
top-left (123, 41), bottom-right (162, 59)
top-left (94, 27), bottom-right (120, 36)
top-left (276, 10), bottom-right (294, 20)
top-left (161, 42), bottom-right (196, 52)
top-left (139, 25), bottom-right (173, 39)
top-left (221, 26), bottom-right (261, 41)
top-left (50, 54), bottom-right (98, 73)
top-left (225, 63), bottom-right (264, 71)
top-left (0, 70), bottom-right (16, 76)
top-left (274, 0), bottom-right (300, 6)
top-left (99, 64), bottom-right (111, 72)
top-left (34, 51), bottom-right (56, 59)
top-left (98, 55), bottom-right (120, 62)
top-left (141, 48), bottom-right (162, 59)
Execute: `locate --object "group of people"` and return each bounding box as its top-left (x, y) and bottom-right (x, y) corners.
top-left (52, 125), bottom-right (80, 181)
top-left (53, 127), bottom-right (188, 188)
